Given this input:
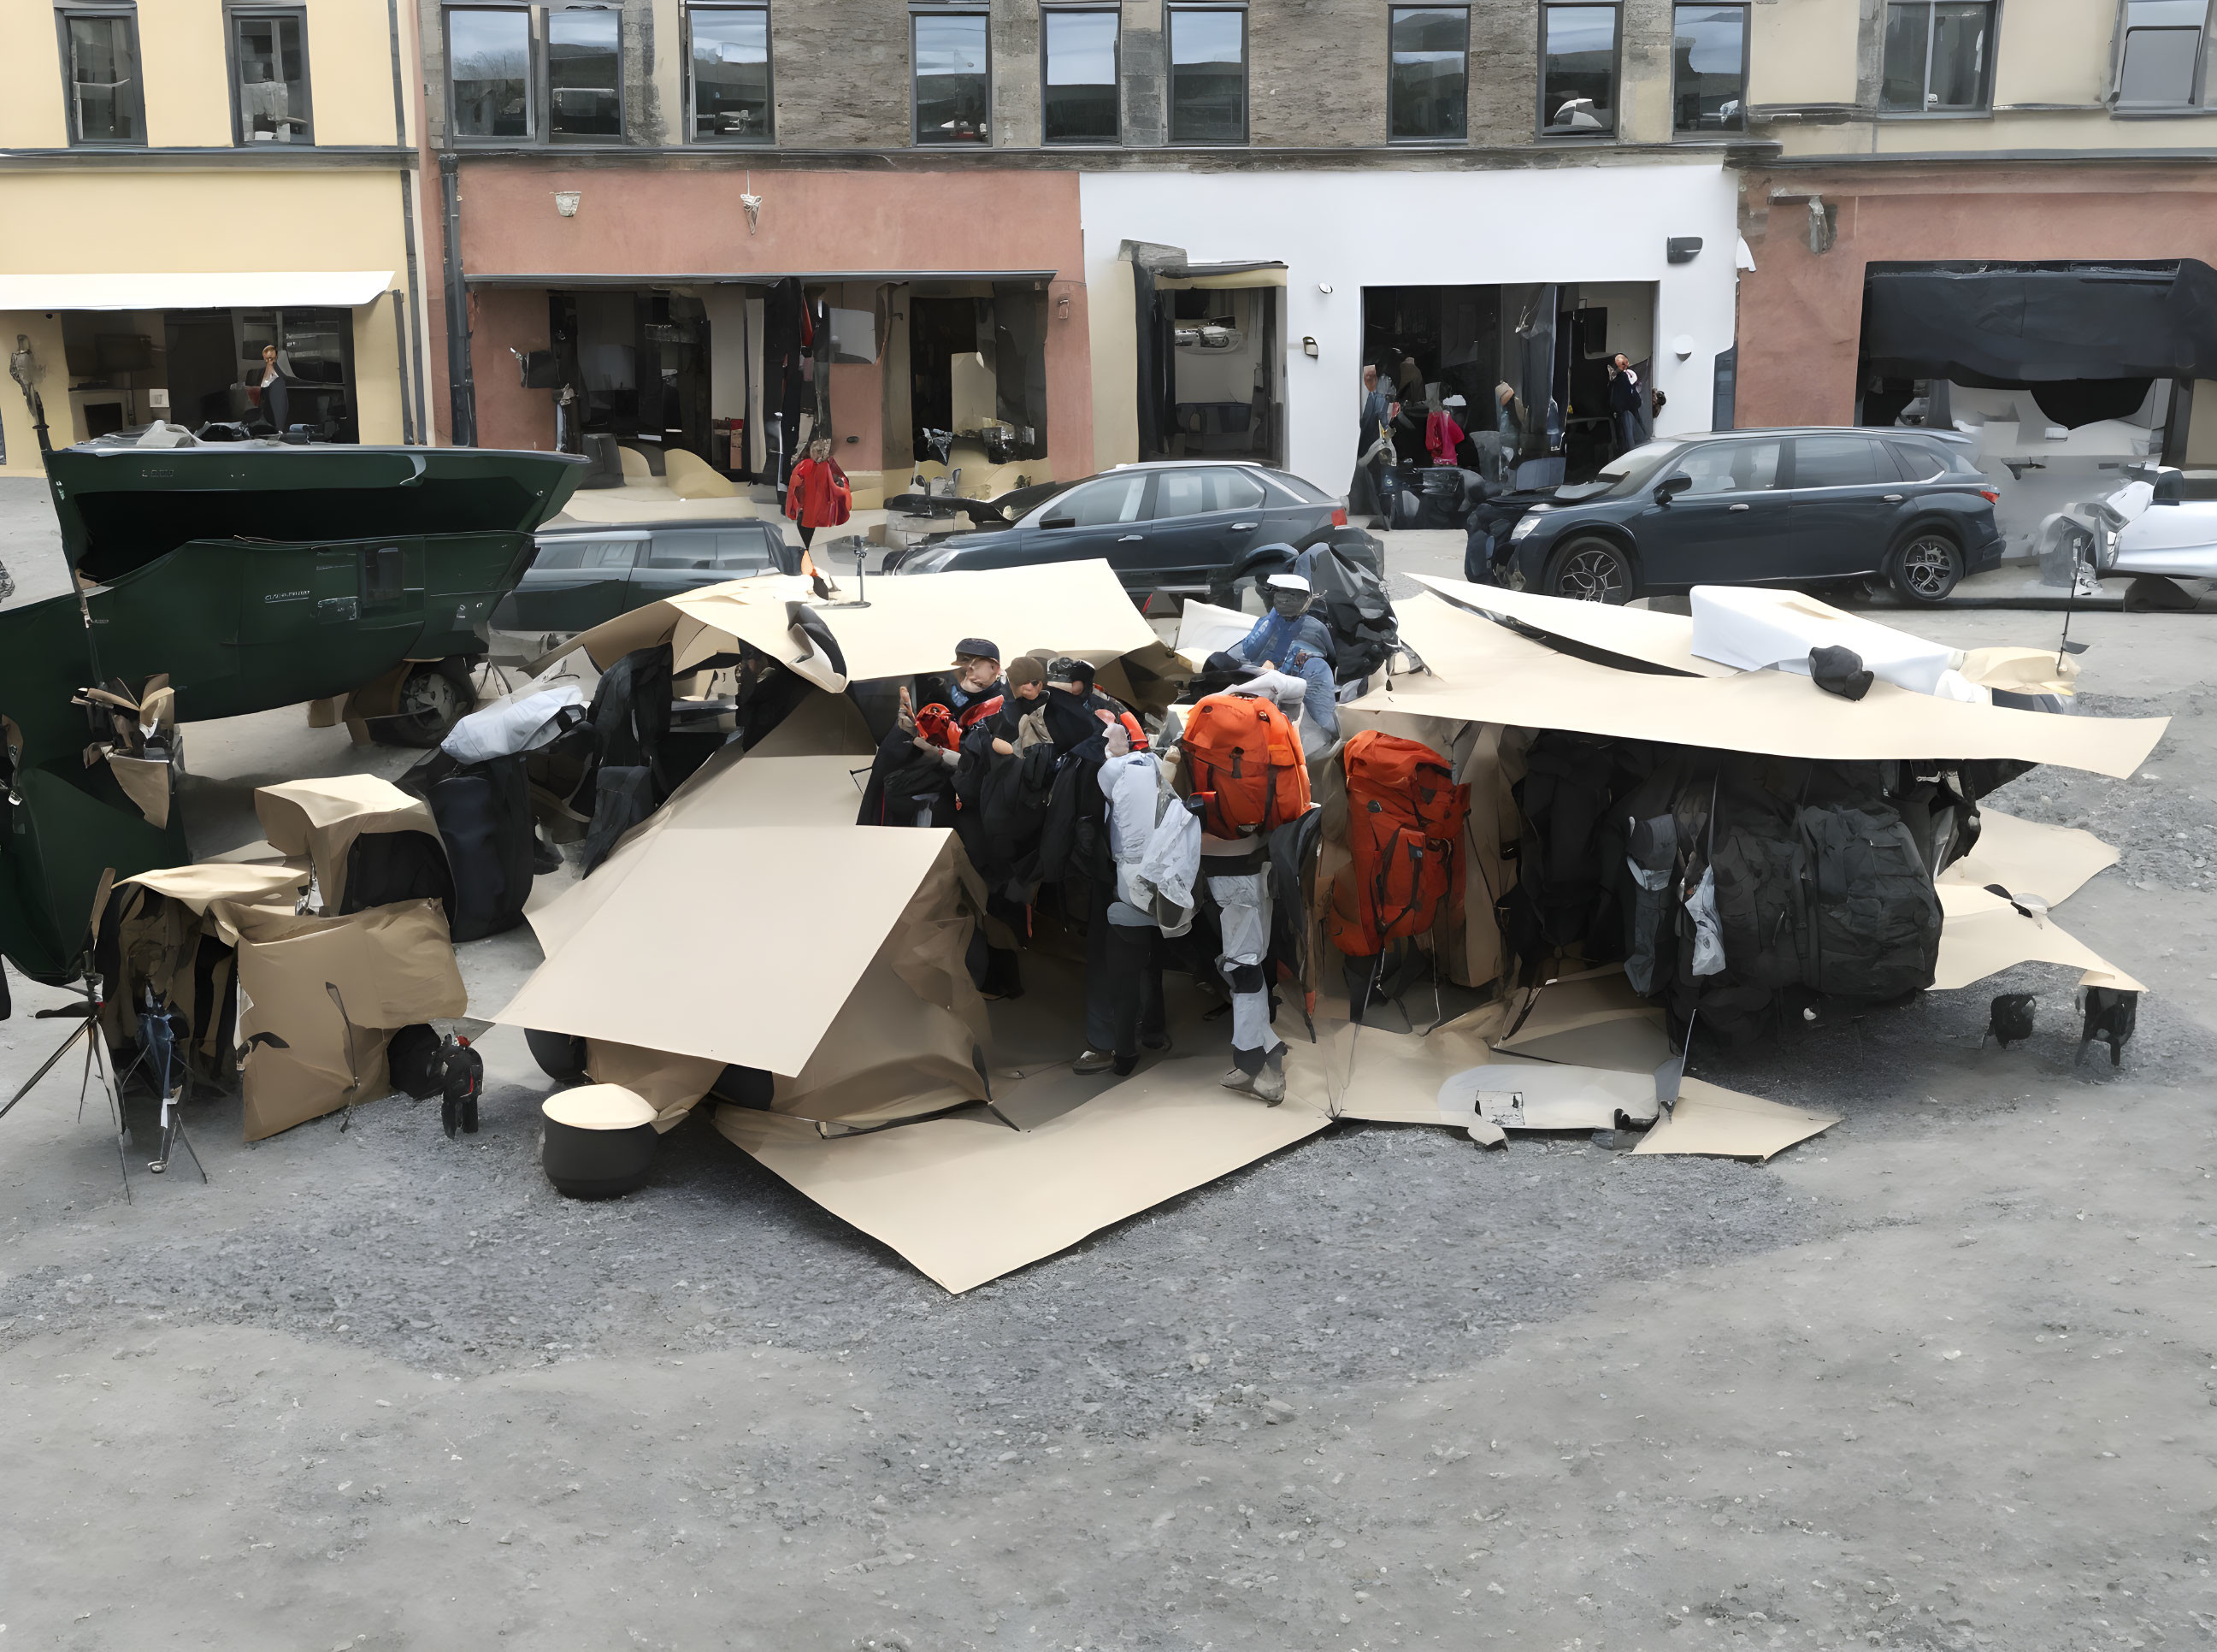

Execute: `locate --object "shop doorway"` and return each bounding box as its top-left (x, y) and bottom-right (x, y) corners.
top-left (548, 289), bottom-right (712, 463)
top-left (1134, 275), bottom-right (1284, 469)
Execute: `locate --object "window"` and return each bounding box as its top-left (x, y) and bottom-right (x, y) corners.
top-left (1168, 6), bottom-right (1247, 145)
top-left (646, 528), bottom-right (773, 570)
top-left (2118, 0), bottom-right (2214, 108)
top-left (533, 537), bottom-right (640, 570)
top-left (449, 7), bottom-right (533, 138)
top-left (60, 9), bottom-right (145, 145)
top-left (1887, 440), bottom-right (1948, 481)
top-left (1791, 434), bottom-right (1886, 488)
top-left (231, 9), bottom-right (311, 144)
top-left (1047, 475), bottom-right (1148, 526)
top-left (914, 10), bottom-right (990, 144)
top-left (1043, 8), bottom-right (1119, 144)
top-left (1389, 7), bottom-right (1468, 141)
top-left (547, 5), bottom-right (621, 140)
top-left (1540, 4), bottom-right (1619, 135)
top-left (1672, 3), bottom-right (1745, 133)
top-left (1152, 468), bottom-right (1267, 518)
top-left (1879, 1), bottom-right (1992, 113)
top-left (1671, 439), bottom-right (1781, 493)
top-left (687, 4), bottom-right (771, 141)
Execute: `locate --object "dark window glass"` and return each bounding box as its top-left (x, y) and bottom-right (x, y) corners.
top-left (234, 12), bottom-right (310, 144)
top-left (533, 540), bottom-right (586, 569)
top-left (2118, 0), bottom-right (2208, 107)
top-left (1168, 8), bottom-right (1247, 144)
top-left (1047, 475), bottom-right (1148, 526)
top-left (711, 529), bottom-right (775, 571)
top-left (1152, 469), bottom-right (1267, 518)
top-left (914, 12), bottom-right (990, 144)
top-left (1541, 4), bottom-right (1619, 134)
top-left (549, 7), bottom-right (621, 139)
top-left (534, 538), bottom-right (640, 569)
top-left (1793, 435), bottom-right (1885, 488)
top-left (1879, 0), bottom-right (1991, 112)
top-left (1672, 4), bottom-right (1744, 133)
top-left (1668, 439), bottom-right (1780, 493)
top-left (450, 8), bottom-right (532, 138)
top-left (1887, 441), bottom-right (1948, 481)
top-left (647, 530), bottom-right (722, 569)
top-left (1044, 9), bottom-right (1119, 144)
top-left (689, 6), bottom-right (771, 140)
top-left (1389, 7), bottom-right (1468, 140)
top-left (64, 13), bottom-right (144, 144)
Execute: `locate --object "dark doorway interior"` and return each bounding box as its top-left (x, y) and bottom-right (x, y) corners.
top-left (551, 289), bottom-right (713, 463)
top-left (163, 312), bottom-right (239, 426)
top-left (909, 294), bottom-right (982, 458)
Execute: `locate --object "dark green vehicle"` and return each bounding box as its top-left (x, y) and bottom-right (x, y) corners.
top-left (489, 517), bottom-right (799, 657)
top-left (0, 439), bottom-right (585, 982)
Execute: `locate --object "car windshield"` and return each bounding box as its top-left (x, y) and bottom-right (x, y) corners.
top-left (1554, 441), bottom-right (1679, 502)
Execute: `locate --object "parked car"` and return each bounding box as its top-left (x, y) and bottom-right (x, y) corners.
top-left (890, 461), bottom-right (1381, 604)
top-left (2098, 466), bottom-right (2217, 582)
top-left (490, 517), bottom-right (799, 652)
top-left (1480, 428), bottom-right (2003, 605)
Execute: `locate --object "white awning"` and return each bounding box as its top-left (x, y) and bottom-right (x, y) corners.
top-left (0, 271), bottom-right (396, 312)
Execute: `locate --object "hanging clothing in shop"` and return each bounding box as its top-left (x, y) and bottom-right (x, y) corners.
top-left (1424, 409), bottom-right (1466, 468)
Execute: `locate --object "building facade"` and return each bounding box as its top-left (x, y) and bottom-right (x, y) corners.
top-left (0, 0), bottom-right (432, 479)
top-left (415, 0), bottom-right (1761, 504)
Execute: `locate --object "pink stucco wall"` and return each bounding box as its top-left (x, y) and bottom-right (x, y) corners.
top-left (1736, 166), bottom-right (2217, 430)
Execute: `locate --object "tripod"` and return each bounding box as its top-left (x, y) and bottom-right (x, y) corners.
top-left (0, 965), bottom-right (131, 1201)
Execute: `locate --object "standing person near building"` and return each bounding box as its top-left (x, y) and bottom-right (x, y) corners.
top-left (784, 436), bottom-right (851, 559)
top-left (1425, 393), bottom-right (1468, 468)
top-left (257, 344), bottom-right (291, 433)
top-left (1351, 365), bottom-right (1399, 527)
top-left (1607, 354), bottom-right (1645, 457)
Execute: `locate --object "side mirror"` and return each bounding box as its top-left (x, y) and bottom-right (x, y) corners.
top-left (2152, 469), bottom-right (2185, 504)
top-left (1040, 514), bottom-right (1077, 530)
top-left (1655, 473), bottom-right (1693, 501)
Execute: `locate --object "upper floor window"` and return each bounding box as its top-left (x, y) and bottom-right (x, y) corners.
top-left (687, 4), bottom-right (772, 142)
top-left (1879, 0), bottom-right (1992, 114)
top-left (1672, 3), bottom-right (1746, 133)
top-left (2117, 0), bottom-right (2214, 108)
top-left (232, 8), bottom-right (311, 145)
top-left (913, 9), bottom-right (989, 144)
top-left (1389, 6), bottom-right (1469, 142)
top-left (1167, 4), bottom-right (1247, 145)
top-left (449, 6), bottom-right (533, 138)
top-left (60, 8), bottom-right (145, 145)
top-left (446, 3), bottom-right (625, 144)
top-left (547, 5), bottom-right (622, 140)
top-left (1540, 3), bottom-right (1619, 136)
top-left (1043, 7), bottom-right (1119, 144)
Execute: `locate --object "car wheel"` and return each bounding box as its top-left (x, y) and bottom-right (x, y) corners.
top-left (525, 1027), bottom-right (588, 1080)
top-left (1548, 539), bottom-right (1634, 605)
top-left (1889, 530), bottom-right (1963, 605)
top-left (372, 658), bottom-right (475, 748)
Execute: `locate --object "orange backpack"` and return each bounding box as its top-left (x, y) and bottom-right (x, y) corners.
top-left (1327, 729), bottom-right (1470, 959)
top-left (1178, 692), bottom-right (1311, 838)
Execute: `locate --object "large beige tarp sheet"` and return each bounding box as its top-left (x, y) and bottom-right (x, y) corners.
top-left (254, 776), bottom-right (442, 914)
top-left (713, 1059), bottom-right (1330, 1294)
top-left (1938, 809), bottom-right (2120, 907)
top-left (121, 859), bottom-right (309, 915)
top-left (1361, 593), bottom-right (2166, 779)
top-left (1631, 1079), bottom-right (1837, 1160)
top-left (1408, 575), bottom-right (1734, 677)
top-left (1934, 882), bottom-right (2144, 992)
top-left (552, 560), bottom-right (1159, 691)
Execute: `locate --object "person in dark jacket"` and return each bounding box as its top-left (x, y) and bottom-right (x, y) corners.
top-left (256, 344), bottom-right (290, 433)
top-left (1607, 355), bottom-right (1645, 457)
top-left (1351, 365), bottom-right (1399, 526)
top-left (858, 638), bottom-right (1005, 827)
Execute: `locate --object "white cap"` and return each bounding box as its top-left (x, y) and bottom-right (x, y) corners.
top-left (1442, 393), bottom-right (1467, 409)
top-left (1264, 572), bottom-right (1312, 594)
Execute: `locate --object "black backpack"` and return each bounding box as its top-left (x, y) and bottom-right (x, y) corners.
top-left (1295, 543), bottom-right (1400, 683)
top-left (1501, 733), bottom-right (1630, 979)
top-left (1797, 800), bottom-right (1943, 1000)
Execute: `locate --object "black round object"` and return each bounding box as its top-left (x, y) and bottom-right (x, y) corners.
top-left (1889, 529), bottom-right (1963, 605)
top-left (525, 1026), bottom-right (589, 1079)
top-left (387, 1024), bottom-right (444, 1099)
top-left (2031, 378), bottom-right (2154, 432)
top-left (540, 1087), bottom-right (658, 1199)
top-left (1548, 538), bottom-right (1634, 605)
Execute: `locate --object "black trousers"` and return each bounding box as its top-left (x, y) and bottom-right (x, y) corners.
top-left (1085, 899), bottom-right (1165, 1057)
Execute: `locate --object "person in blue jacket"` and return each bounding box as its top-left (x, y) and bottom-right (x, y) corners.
top-left (1203, 572), bottom-right (1340, 742)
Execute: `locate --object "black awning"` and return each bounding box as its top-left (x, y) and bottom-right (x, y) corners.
top-left (1860, 259), bottom-right (2217, 386)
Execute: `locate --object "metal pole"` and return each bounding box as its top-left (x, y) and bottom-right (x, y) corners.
top-left (390, 290), bottom-right (415, 445)
top-left (439, 152), bottom-right (477, 448)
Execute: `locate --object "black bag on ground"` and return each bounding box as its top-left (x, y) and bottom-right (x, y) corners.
top-left (339, 828), bottom-right (456, 917)
top-left (1797, 797), bottom-right (1943, 1000)
top-left (1501, 733), bottom-right (1630, 976)
top-left (387, 1023), bottom-right (444, 1099)
top-left (400, 748), bottom-right (536, 941)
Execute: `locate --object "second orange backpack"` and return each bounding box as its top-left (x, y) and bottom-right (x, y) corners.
top-left (1178, 692), bottom-right (1311, 839)
top-left (1327, 729), bottom-right (1470, 959)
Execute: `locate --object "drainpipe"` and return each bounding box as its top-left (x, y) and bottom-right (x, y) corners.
top-left (439, 152), bottom-right (478, 447)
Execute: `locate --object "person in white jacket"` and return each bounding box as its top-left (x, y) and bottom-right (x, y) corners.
top-left (1074, 723), bottom-right (1199, 1078)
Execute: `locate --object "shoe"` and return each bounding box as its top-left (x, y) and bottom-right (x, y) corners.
top-left (1219, 1065), bottom-right (1252, 1092)
top-left (1112, 1052), bottom-right (1139, 1077)
top-left (1140, 1033), bottom-right (1172, 1053)
top-left (1075, 1047), bottom-right (1117, 1075)
top-left (1250, 1066), bottom-right (1287, 1106)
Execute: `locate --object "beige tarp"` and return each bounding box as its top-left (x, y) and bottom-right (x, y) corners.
top-left (714, 1060), bottom-right (1330, 1294)
top-left (216, 897), bottom-right (468, 1142)
top-left (1933, 882), bottom-right (2143, 992)
top-left (545, 559), bottom-right (1161, 693)
top-left (1631, 1080), bottom-right (1838, 1160)
top-left (121, 860), bottom-right (309, 914)
top-left (1368, 591), bottom-right (2166, 779)
top-left (105, 752), bottom-right (174, 828)
top-left (255, 775), bottom-right (443, 914)
top-left (1408, 575), bottom-right (1736, 677)
top-left (1937, 809), bottom-right (2120, 906)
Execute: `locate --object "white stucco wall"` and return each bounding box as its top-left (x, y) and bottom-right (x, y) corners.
top-left (1080, 162), bottom-right (1743, 489)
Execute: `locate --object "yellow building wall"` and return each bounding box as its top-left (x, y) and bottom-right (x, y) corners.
top-left (0, 3), bottom-right (69, 146)
top-left (139, 3), bottom-right (233, 147)
top-left (1748, 0), bottom-right (1861, 108)
top-left (0, 169), bottom-right (414, 477)
top-left (301, 0), bottom-right (410, 145)
top-left (1990, 0), bottom-right (2113, 108)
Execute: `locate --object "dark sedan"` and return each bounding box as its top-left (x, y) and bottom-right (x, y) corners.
top-left (893, 461), bottom-right (1381, 603)
top-left (1482, 428), bottom-right (2003, 605)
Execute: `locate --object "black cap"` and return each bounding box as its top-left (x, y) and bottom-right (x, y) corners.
top-left (952, 637), bottom-right (1000, 664)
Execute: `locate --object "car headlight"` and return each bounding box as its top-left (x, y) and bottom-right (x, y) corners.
top-left (1509, 513), bottom-right (1545, 542)
top-left (902, 544), bottom-right (960, 575)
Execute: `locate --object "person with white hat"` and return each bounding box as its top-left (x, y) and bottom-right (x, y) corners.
top-left (1203, 570), bottom-right (1341, 746)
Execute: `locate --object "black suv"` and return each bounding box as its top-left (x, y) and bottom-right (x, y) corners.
top-left (893, 461), bottom-right (1381, 605)
top-left (1482, 428), bottom-right (2003, 605)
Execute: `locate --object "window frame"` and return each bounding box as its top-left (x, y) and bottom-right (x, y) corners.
top-left (56, 4), bottom-right (149, 148)
top-left (1386, 3), bottom-right (1471, 145)
top-left (225, 3), bottom-right (315, 148)
top-left (1041, 3), bottom-right (1122, 146)
top-left (910, 3), bottom-right (994, 147)
top-left (2112, 0), bottom-right (2217, 110)
top-left (683, 1), bottom-right (775, 145)
top-left (1535, 1), bottom-right (1624, 140)
top-left (445, 2), bottom-right (540, 144)
top-left (1165, 3), bottom-right (1250, 146)
top-left (545, 0), bottom-right (625, 145)
top-left (1669, 0), bottom-right (1748, 136)
top-left (1877, 0), bottom-right (1997, 119)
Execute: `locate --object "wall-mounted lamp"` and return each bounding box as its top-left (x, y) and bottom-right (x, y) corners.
top-left (1317, 283), bottom-right (1334, 295)
top-left (553, 191), bottom-right (581, 218)
top-left (1301, 336), bottom-right (1318, 358)
top-left (1057, 294), bottom-right (1071, 320)
top-left (1666, 235), bottom-right (1702, 264)
top-left (1672, 333), bottom-right (1695, 360)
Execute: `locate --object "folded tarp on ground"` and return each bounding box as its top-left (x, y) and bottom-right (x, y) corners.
top-left (1932, 882), bottom-right (2143, 992)
top-left (254, 775), bottom-right (443, 914)
top-left (1937, 808), bottom-right (2120, 907)
top-left (1368, 588), bottom-right (2165, 779)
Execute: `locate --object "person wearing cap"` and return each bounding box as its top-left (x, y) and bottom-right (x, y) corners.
top-left (859, 639), bottom-right (1006, 827)
top-left (1203, 573), bottom-right (1341, 745)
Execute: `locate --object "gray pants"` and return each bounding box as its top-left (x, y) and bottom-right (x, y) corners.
top-left (1208, 870), bottom-right (1282, 1077)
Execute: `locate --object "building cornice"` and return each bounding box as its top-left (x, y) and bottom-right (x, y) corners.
top-left (436, 139), bottom-right (1777, 173)
top-left (0, 145), bottom-right (417, 171)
